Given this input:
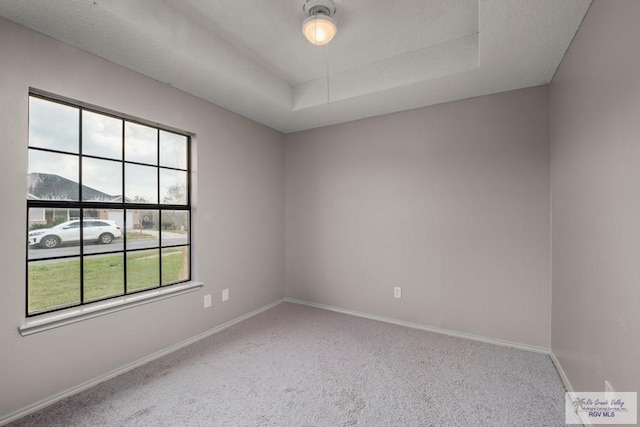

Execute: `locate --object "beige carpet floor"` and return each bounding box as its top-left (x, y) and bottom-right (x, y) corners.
top-left (8, 302), bottom-right (570, 426)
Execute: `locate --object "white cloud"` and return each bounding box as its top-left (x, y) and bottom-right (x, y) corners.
top-left (125, 164), bottom-right (157, 203)
top-left (125, 122), bottom-right (157, 165)
top-left (29, 97), bottom-right (79, 153)
top-left (28, 150), bottom-right (78, 182)
top-left (83, 157), bottom-right (122, 196)
top-left (82, 111), bottom-right (122, 159)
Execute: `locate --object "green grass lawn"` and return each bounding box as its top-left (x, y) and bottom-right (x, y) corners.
top-left (126, 230), bottom-right (189, 239)
top-left (28, 248), bottom-right (189, 315)
top-left (125, 231), bottom-right (156, 240)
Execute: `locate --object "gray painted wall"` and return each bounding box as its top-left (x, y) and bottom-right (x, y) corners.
top-left (0, 17), bottom-right (285, 418)
top-left (550, 0), bottom-right (640, 393)
top-left (285, 86), bottom-right (551, 348)
top-left (7, 0), bottom-right (640, 419)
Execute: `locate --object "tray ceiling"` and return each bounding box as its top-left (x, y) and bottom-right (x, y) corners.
top-left (0, 0), bottom-right (591, 133)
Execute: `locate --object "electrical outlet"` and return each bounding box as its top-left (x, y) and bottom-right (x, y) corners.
top-left (394, 286), bottom-right (402, 299)
top-left (222, 288), bottom-right (229, 302)
top-left (203, 294), bottom-right (212, 308)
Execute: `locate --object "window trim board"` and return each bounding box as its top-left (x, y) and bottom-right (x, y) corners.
top-left (19, 281), bottom-right (203, 336)
top-left (26, 90), bottom-right (193, 316)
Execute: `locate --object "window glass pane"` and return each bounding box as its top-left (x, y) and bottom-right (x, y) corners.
top-left (125, 164), bottom-right (157, 203)
top-left (28, 207), bottom-right (45, 223)
top-left (162, 246), bottom-right (190, 285)
top-left (27, 215), bottom-right (81, 258)
top-left (161, 210), bottom-right (189, 247)
top-left (160, 169), bottom-right (188, 205)
top-left (159, 131), bottom-right (187, 169)
top-left (82, 111), bottom-right (122, 159)
top-left (26, 93), bottom-right (192, 316)
top-left (82, 158), bottom-right (122, 202)
top-left (127, 249), bottom-right (160, 292)
top-left (28, 150), bottom-right (79, 200)
top-left (125, 122), bottom-right (157, 164)
top-left (28, 258), bottom-right (81, 314)
top-left (84, 253), bottom-right (124, 302)
top-left (82, 208), bottom-right (123, 255)
top-left (126, 209), bottom-right (159, 250)
top-left (28, 208), bottom-right (74, 228)
top-left (29, 97), bottom-right (79, 153)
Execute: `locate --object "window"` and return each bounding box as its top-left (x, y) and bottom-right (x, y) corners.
top-left (26, 93), bottom-right (191, 316)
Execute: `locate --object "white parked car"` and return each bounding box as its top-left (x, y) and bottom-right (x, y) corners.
top-left (29, 219), bottom-right (122, 248)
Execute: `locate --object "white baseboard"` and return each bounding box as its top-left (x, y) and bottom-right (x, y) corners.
top-left (549, 350), bottom-right (575, 392)
top-left (4, 297), bottom-right (580, 427)
top-left (284, 297), bottom-right (551, 354)
top-left (285, 298), bottom-right (590, 423)
top-left (550, 352), bottom-right (593, 426)
top-left (0, 298), bottom-right (285, 426)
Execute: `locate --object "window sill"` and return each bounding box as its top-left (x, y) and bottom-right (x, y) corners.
top-left (19, 281), bottom-right (203, 336)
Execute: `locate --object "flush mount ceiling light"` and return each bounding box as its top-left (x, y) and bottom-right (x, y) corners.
top-left (302, 0), bottom-right (337, 46)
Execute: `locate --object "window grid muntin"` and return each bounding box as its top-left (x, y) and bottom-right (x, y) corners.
top-left (26, 93), bottom-right (191, 317)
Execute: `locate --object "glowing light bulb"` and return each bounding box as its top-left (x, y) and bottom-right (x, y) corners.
top-left (302, 15), bottom-right (337, 45)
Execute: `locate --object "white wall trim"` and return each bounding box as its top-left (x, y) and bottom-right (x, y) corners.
top-left (549, 351), bottom-right (575, 393)
top-left (1, 298), bottom-right (285, 426)
top-left (285, 297), bottom-right (551, 354)
top-left (4, 298), bottom-right (580, 426)
top-left (19, 281), bottom-right (205, 336)
top-left (287, 298), bottom-right (587, 424)
top-left (550, 352), bottom-right (594, 426)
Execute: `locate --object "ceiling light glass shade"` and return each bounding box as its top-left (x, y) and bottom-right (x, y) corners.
top-left (302, 15), bottom-right (337, 45)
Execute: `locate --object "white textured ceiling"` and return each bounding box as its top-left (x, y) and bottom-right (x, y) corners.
top-left (0, 0), bottom-right (591, 133)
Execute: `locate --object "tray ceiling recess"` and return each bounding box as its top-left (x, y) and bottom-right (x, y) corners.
top-left (0, 0), bottom-right (592, 133)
